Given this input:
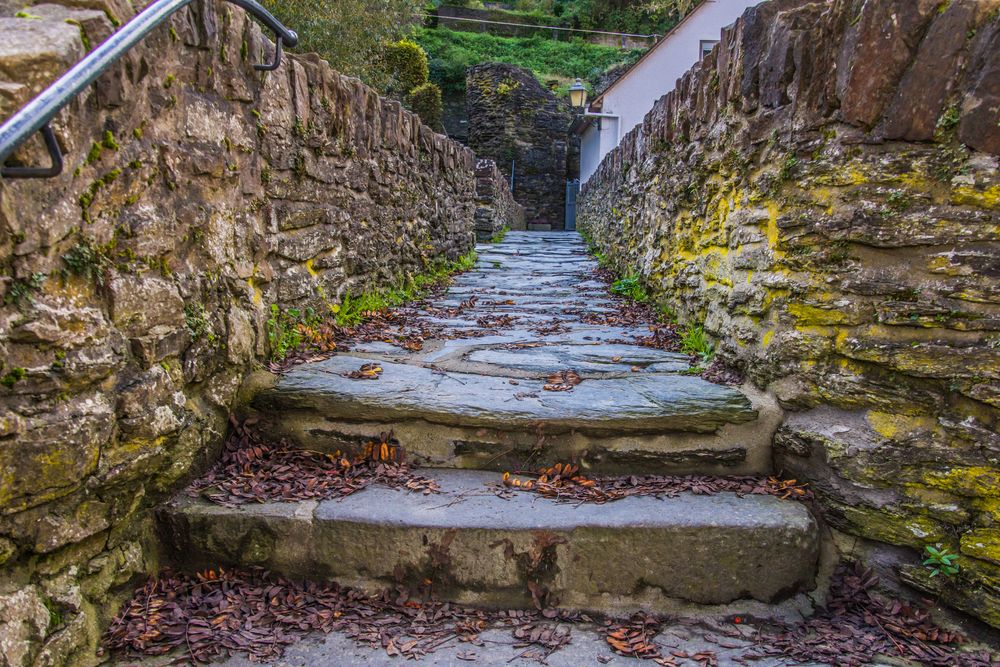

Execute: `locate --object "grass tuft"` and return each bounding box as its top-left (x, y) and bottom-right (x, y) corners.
top-left (680, 325), bottom-right (714, 363)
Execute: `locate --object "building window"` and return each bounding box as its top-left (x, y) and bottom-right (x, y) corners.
top-left (700, 40), bottom-right (719, 58)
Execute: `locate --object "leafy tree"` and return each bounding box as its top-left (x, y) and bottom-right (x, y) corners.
top-left (260, 0), bottom-right (422, 88)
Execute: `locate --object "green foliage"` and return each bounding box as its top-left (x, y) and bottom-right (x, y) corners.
top-left (489, 225), bottom-right (510, 243)
top-left (62, 239), bottom-right (112, 286)
top-left (0, 366), bottom-right (27, 389)
top-left (384, 39), bottom-right (430, 95)
top-left (610, 274), bottom-right (648, 302)
top-left (261, 0), bottom-right (422, 88)
top-left (407, 82), bottom-right (444, 128)
top-left (184, 303), bottom-right (217, 343)
top-left (680, 324), bottom-right (713, 363)
top-left (42, 598), bottom-right (63, 628)
top-left (335, 249), bottom-right (477, 326)
top-left (934, 105), bottom-right (961, 139)
top-left (414, 26), bottom-right (642, 95)
top-left (886, 190), bottom-right (911, 212)
top-left (4, 272), bottom-right (45, 307)
top-left (508, 0), bottom-right (698, 35)
top-left (266, 304), bottom-right (319, 361)
top-left (779, 153), bottom-right (798, 181)
top-left (266, 250), bottom-right (477, 360)
top-left (84, 142), bottom-right (102, 165)
top-left (437, 0), bottom-right (698, 36)
top-left (923, 545), bottom-right (960, 578)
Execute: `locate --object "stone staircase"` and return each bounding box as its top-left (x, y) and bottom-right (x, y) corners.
top-left (161, 232), bottom-right (821, 616)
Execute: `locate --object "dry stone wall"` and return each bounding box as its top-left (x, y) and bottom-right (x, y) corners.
top-left (466, 63), bottom-right (573, 229)
top-left (474, 158), bottom-right (525, 240)
top-left (0, 0), bottom-right (482, 663)
top-left (578, 0), bottom-right (1000, 629)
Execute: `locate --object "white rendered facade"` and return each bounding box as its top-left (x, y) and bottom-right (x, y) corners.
top-left (579, 0), bottom-right (764, 183)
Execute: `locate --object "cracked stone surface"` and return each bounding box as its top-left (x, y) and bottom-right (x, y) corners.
top-left (251, 232), bottom-right (781, 476)
top-left (207, 622), bottom-right (829, 667)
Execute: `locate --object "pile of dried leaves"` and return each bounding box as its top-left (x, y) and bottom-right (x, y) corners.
top-left (104, 564), bottom-right (996, 666)
top-left (604, 614), bottom-right (718, 666)
top-left (266, 307), bottom-right (440, 373)
top-left (105, 568), bottom-right (585, 664)
top-left (187, 417), bottom-right (438, 506)
top-left (500, 466), bottom-right (813, 504)
top-left (104, 567), bottom-right (483, 663)
top-left (747, 562), bottom-right (998, 667)
top-left (543, 369), bottom-right (583, 392)
top-left (342, 362), bottom-right (383, 380)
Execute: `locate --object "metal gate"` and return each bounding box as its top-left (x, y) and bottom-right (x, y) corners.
top-left (565, 179), bottom-right (580, 230)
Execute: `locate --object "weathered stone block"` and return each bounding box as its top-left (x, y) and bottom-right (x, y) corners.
top-left (0, 18), bottom-right (81, 99)
top-left (0, 394), bottom-right (112, 513)
top-left (0, 586), bottom-right (50, 667)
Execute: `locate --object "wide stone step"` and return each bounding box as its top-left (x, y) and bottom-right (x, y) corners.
top-left (248, 348), bottom-right (781, 475)
top-left (161, 469), bottom-right (819, 613)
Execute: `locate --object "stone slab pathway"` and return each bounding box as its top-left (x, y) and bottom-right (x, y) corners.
top-left (252, 232), bottom-right (780, 476)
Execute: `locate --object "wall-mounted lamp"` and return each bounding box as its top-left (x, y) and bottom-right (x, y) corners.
top-left (569, 78), bottom-right (588, 111)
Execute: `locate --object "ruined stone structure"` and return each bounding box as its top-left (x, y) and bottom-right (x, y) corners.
top-left (0, 0), bottom-right (519, 662)
top-left (579, 0), bottom-right (1000, 628)
top-left (473, 158), bottom-right (525, 240)
top-left (466, 63), bottom-right (573, 229)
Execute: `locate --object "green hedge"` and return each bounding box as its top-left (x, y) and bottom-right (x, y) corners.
top-left (414, 26), bottom-right (642, 95)
top-left (384, 39), bottom-right (431, 96)
top-left (408, 82), bottom-right (444, 129)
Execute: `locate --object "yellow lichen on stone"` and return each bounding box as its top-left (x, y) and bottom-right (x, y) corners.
top-left (787, 303), bottom-right (853, 326)
top-left (960, 528), bottom-right (1000, 565)
top-left (925, 467), bottom-right (1000, 498)
top-left (247, 276), bottom-right (263, 306)
top-left (865, 411), bottom-right (938, 440)
top-left (950, 184), bottom-right (1000, 209)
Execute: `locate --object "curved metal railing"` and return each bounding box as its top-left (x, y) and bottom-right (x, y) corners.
top-left (0, 0), bottom-right (297, 178)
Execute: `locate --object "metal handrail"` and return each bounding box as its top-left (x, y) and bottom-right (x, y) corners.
top-left (0, 0), bottom-right (297, 178)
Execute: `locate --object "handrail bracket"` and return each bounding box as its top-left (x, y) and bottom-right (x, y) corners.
top-left (255, 35), bottom-right (283, 71)
top-left (1, 124), bottom-right (63, 179)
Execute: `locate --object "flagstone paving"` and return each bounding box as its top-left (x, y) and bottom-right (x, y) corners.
top-left (248, 232), bottom-right (782, 476)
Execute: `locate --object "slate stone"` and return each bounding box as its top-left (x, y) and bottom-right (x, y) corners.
top-left (261, 353), bottom-right (755, 434)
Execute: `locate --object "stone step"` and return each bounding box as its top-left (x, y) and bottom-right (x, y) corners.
top-left (161, 469), bottom-right (820, 613)
top-left (247, 346), bottom-right (782, 475)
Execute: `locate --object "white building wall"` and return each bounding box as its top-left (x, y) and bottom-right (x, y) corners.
top-left (580, 0), bottom-right (763, 184)
top-left (580, 114), bottom-right (629, 184)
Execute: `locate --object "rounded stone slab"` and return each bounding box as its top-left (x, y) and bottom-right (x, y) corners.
top-left (163, 470), bottom-right (819, 611)
top-left (258, 354), bottom-right (756, 435)
top-left (465, 343), bottom-right (691, 376)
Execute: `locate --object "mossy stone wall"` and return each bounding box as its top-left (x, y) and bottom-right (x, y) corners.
top-left (578, 0), bottom-right (1000, 628)
top-left (0, 0), bottom-right (481, 663)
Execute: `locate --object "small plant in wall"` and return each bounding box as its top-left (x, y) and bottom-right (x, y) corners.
top-left (611, 275), bottom-right (648, 302)
top-left (923, 545), bottom-right (960, 578)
